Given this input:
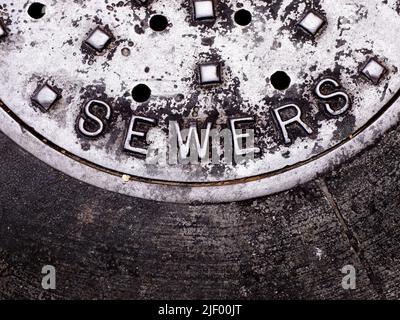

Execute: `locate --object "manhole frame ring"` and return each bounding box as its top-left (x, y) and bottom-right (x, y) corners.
top-left (1, 94), bottom-right (399, 204)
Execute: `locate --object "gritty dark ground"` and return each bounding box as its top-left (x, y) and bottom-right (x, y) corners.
top-left (0, 124), bottom-right (399, 300)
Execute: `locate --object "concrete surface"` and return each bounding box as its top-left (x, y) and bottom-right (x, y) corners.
top-left (0, 123), bottom-right (399, 299)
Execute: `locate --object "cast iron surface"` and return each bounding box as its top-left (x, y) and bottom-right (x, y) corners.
top-left (0, 0), bottom-right (399, 202)
top-left (1, 0), bottom-right (400, 299)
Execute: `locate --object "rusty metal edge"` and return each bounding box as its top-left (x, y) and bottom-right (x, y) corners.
top-left (0, 92), bottom-right (399, 203)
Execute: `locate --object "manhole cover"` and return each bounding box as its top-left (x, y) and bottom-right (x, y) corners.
top-left (0, 0), bottom-right (399, 203)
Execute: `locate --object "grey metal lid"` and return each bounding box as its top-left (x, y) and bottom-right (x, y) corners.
top-left (0, 0), bottom-right (399, 203)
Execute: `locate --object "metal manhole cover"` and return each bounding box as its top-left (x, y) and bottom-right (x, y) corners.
top-left (0, 0), bottom-right (399, 203)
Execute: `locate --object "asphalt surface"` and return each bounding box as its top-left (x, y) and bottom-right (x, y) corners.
top-left (0, 123), bottom-right (399, 299)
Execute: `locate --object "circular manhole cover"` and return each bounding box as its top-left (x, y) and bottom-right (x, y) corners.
top-left (0, 0), bottom-right (399, 203)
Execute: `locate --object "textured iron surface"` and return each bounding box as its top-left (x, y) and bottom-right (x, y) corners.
top-left (1, 0), bottom-right (400, 300)
top-left (0, 1), bottom-right (399, 202)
